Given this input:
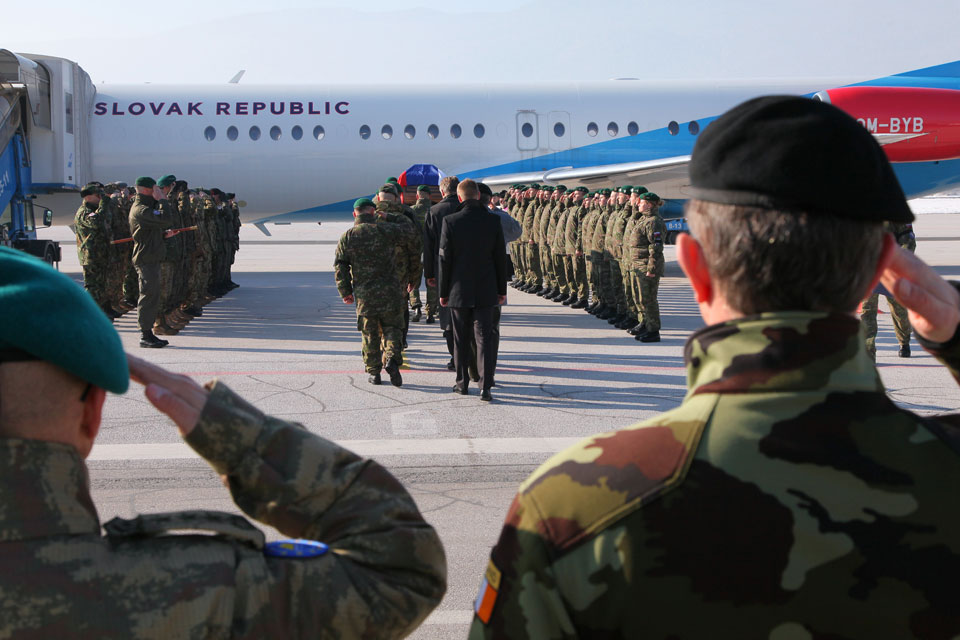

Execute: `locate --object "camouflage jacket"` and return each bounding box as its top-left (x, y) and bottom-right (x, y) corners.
top-left (591, 207), bottom-right (614, 258)
top-left (410, 198), bottom-right (432, 231)
top-left (104, 197), bottom-right (129, 262)
top-left (334, 211), bottom-right (417, 316)
top-left (604, 206), bottom-right (630, 259)
top-left (471, 311), bottom-right (960, 639)
top-left (375, 201), bottom-right (422, 287)
top-left (519, 198), bottom-right (537, 243)
top-left (0, 381), bottom-right (446, 638)
top-left (74, 200), bottom-right (111, 266)
top-left (129, 194), bottom-right (174, 265)
top-left (563, 204), bottom-right (585, 255)
top-left (160, 196), bottom-right (184, 263)
top-left (547, 203), bottom-right (567, 254)
top-left (581, 206), bottom-right (600, 254)
top-left (627, 209), bottom-right (666, 275)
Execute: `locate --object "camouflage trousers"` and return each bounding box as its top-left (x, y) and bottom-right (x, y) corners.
top-left (607, 259), bottom-right (626, 313)
top-left (637, 273), bottom-right (661, 331)
top-left (587, 252), bottom-right (602, 303)
top-left (358, 308), bottom-right (404, 374)
top-left (511, 242), bottom-right (525, 279)
top-left (861, 291), bottom-right (912, 360)
top-left (525, 243), bottom-right (541, 286)
top-left (123, 263), bottom-right (139, 303)
top-left (421, 282), bottom-right (439, 317)
top-left (539, 245), bottom-right (553, 287)
top-left (408, 266), bottom-right (425, 310)
top-left (622, 259), bottom-right (639, 317)
top-left (81, 262), bottom-right (110, 307)
top-left (565, 255), bottom-right (588, 300)
top-left (552, 254), bottom-right (568, 293)
top-left (595, 255), bottom-right (611, 305)
top-left (187, 250), bottom-right (211, 307)
top-left (158, 261), bottom-right (178, 316)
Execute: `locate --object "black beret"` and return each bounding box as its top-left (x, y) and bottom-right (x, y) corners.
top-left (80, 183), bottom-right (100, 198)
top-left (478, 182), bottom-right (493, 196)
top-left (211, 188), bottom-right (224, 197)
top-left (689, 95), bottom-right (912, 223)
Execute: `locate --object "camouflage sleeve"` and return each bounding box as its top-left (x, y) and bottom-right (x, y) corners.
top-left (468, 493), bottom-right (576, 640)
top-left (647, 216), bottom-right (665, 273)
top-left (185, 382), bottom-right (447, 638)
top-left (333, 236), bottom-right (353, 298)
top-left (387, 214), bottom-right (421, 286)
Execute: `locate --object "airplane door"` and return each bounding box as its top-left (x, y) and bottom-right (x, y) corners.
top-left (548, 111), bottom-right (571, 151)
top-left (516, 111), bottom-right (538, 151)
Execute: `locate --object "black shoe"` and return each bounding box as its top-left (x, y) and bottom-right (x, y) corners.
top-left (570, 299), bottom-right (587, 309)
top-left (228, 281), bottom-right (240, 289)
top-left (639, 330), bottom-right (661, 343)
top-left (628, 324), bottom-right (646, 336)
top-left (480, 389), bottom-right (492, 402)
top-left (530, 285), bottom-right (543, 295)
top-left (446, 359), bottom-right (456, 371)
top-left (426, 314), bottom-right (436, 324)
top-left (412, 308), bottom-right (422, 322)
top-left (538, 287), bottom-right (551, 298)
top-left (560, 295), bottom-right (574, 305)
top-left (608, 313), bottom-right (624, 325)
top-left (139, 332), bottom-right (168, 348)
top-left (620, 318), bottom-right (638, 330)
top-left (470, 371), bottom-right (480, 383)
top-left (597, 307), bottom-right (615, 320)
top-left (368, 373), bottom-right (382, 385)
top-left (452, 385), bottom-right (468, 395)
top-left (385, 360), bottom-right (403, 387)
top-left (899, 344), bottom-right (911, 358)
top-left (101, 305), bottom-right (122, 320)
top-left (123, 298), bottom-right (138, 309)
top-left (402, 339), bottom-right (408, 350)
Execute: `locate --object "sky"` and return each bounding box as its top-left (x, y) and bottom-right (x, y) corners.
top-left (7, 0), bottom-right (960, 85)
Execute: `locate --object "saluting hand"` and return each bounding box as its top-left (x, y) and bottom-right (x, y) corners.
top-left (880, 245), bottom-right (960, 344)
top-left (343, 295), bottom-right (355, 305)
top-left (127, 354), bottom-right (208, 437)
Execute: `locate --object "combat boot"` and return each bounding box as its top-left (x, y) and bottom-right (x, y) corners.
top-left (561, 294), bottom-right (574, 305)
top-left (425, 314), bottom-right (436, 324)
top-left (620, 318), bottom-right (639, 330)
top-left (628, 323), bottom-right (646, 335)
top-left (899, 344), bottom-right (911, 358)
top-left (412, 308), bottom-right (422, 322)
top-left (529, 284), bottom-right (543, 295)
top-left (638, 330), bottom-right (660, 343)
top-left (570, 299), bottom-right (587, 309)
top-left (139, 331), bottom-right (168, 348)
top-left (608, 313), bottom-right (625, 325)
top-left (368, 372), bottom-right (382, 385)
top-left (538, 286), bottom-right (552, 298)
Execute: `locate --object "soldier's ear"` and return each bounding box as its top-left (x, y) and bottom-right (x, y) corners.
top-left (676, 233), bottom-right (712, 305)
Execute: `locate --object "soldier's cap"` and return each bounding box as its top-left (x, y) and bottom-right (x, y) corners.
top-left (618, 186), bottom-right (631, 194)
top-left (210, 188), bottom-right (224, 197)
top-left (157, 174), bottom-right (177, 188)
top-left (417, 184), bottom-right (431, 193)
top-left (135, 176), bottom-right (156, 188)
top-left (542, 185), bottom-right (554, 192)
top-left (576, 186), bottom-right (589, 193)
top-left (555, 185), bottom-right (567, 192)
top-left (530, 183), bottom-right (540, 189)
top-left (641, 192), bottom-right (660, 202)
top-left (0, 247), bottom-right (128, 394)
top-left (379, 183), bottom-right (399, 196)
top-left (386, 177), bottom-right (399, 184)
top-left (602, 188), bottom-right (613, 195)
top-left (354, 198), bottom-right (376, 210)
top-left (103, 183), bottom-right (118, 195)
top-left (634, 186), bottom-right (648, 195)
top-left (80, 183), bottom-right (100, 197)
top-left (690, 95), bottom-right (913, 223)
top-left (477, 182), bottom-right (493, 196)
top-left (225, 192), bottom-right (236, 200)
top-left (173, 180), bottom-right (189, 192)
top-left (114, 181), bottom-right (128, 189)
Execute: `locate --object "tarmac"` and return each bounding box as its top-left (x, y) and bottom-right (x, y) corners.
top-left (37, 200), bottom-right (960, 638)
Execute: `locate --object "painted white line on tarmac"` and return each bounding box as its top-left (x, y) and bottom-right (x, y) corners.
top-left (88, 437), bottom-right (584, 461)
top-left (422, 609), bottom-right (475, 626)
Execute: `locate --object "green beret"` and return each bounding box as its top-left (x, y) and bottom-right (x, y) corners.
top-left (0, 247), bottom-right (128, 394)
top-left (417, 185), bottom-right (431, 193)
top-left (135, 176), bottom-right (156, 188)
top-left (80, 183), bottom-right (100, 198)
top-left (379, 184), bottom-right (398, 196)
top-left (634, 186), bottom-right (648, 195)
top-left (641, 192), bottom-right (660, 201)
top-left (543, 186), bottom-right (554, 192)
top-left (386, 177), bottom-right (399, 184)
top-left (157, 174), bottom-right (176, 188)
top-left (530, 183), bottom-right (540, 189)
top-left (576, 186), bottom-right (589, 193)
top-left (353, 198), bottom-right (375, 210)
top-left (556, 185), bottom-right (567, 192)
top-left (602, 188), bottom-right (613, 195)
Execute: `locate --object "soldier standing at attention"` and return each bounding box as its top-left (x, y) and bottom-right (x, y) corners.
top-left (470, 96), bottom-right (960, 639)
top-left (335, 199), bottom-right (416, 387)
top-left (154, 174), bottom-right (185, 336)
top-left (129, 176), bottom-right (175, 348)
top-left (861, 221), bottom-right (918, 359)
top-left (0, 247), bottom-right (446, 637)
top-left (409, 184), bottom-right (433, 322)
top-left (74, 183), bottom-right (118, 320)
top-left (630, 191), bottom-right (667, 342)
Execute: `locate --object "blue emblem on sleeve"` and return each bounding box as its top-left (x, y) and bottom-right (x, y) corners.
top-left (264, 539), bottom-right (329, 558)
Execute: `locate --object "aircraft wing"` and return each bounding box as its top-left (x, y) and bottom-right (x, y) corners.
top-left (479, 155), bottom-right (693, 198)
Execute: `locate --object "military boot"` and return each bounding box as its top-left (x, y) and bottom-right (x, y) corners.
top-left (638, 330), bottom-right (661, 343)
top-left (139, 331), bottom-right (169, 348)
top-left (368, 372), bottom-right (382, 385)
top-left (412, 307), bottom-right (422, 322)
top-left (899, 343), bottom-right (911, 358)
top-left (425, 313), bottom-right (436, 324)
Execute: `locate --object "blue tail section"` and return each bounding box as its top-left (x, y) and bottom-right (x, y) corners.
top-left (894, 60), bottom-right (960, 78)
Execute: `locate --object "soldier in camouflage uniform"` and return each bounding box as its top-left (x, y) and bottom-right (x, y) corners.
top-left (154, 175), bottom-right (187, 336)
top-left (129, 176), bottom-right (175, 348)
top-left (629, 192), bottom-right (667, 342)
top-left (591, 189), bottom-right (617, 319)
top-left (74, 183), bottom-right (117, 320)
top-left (104, 182), bottom-right (137, 310)
top-left (605, 188), bottom-right (633, 328)
top-left (547, 187), bottom-right (571, 303)
top-left (0, 246), bottom-right (446, 638)
top-left (408, 184), bottom-right (433, 322)
top-left (562, 187), bottom-right (589, 308)
top-left (861, 221), bottom-right (918, 359)
top-left (335, 199), bottom-right (418, 387)
top-left (375, 184), bottom-right (422, 352)
top-left (471, 96), bottom-right (960, 640)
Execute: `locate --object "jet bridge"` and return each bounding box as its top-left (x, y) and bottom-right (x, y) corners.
top-left (0, 49), bottom-right (94, 192)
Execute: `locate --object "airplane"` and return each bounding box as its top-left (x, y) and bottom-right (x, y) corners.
top-left (3, 48), bottom-right (960, 229)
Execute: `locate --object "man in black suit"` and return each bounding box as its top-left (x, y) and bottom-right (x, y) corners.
top-left (423, 176), bottom-right (462, 370)
top-left (438, 179), bottom-right (507, 401)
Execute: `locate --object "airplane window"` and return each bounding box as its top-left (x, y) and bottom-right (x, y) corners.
top-left (292, 125), bottom-right (303, 140)
top-left (668, 121), bottom-right (679, 135)
top-left (474, 123), bottom-right (485, 138)
top-left (204, 126), bottom-right (216, 141)
top-left (627, 121), bottom-right (639, 136)
top-left (521, 122), bottom-right (534, 138)
top-left (314, 125), bottom-right (325, 141)
top-left (270, 126), bottom-right (282, 141)
top-left (451, 124), bottom-right (462, 139)
top-left (587, 122), bottom-right (598, 137)
top-left (553, 122), bottom-right (565, 137)
top-left (688, 120), bottom-right (700, 135)
top-left (227, 126), bottom-right (238, 141)
top-left (405, 125), bottom-right (416, 139)
top-left (607, 122), bottom-right (619, 137)
top-left (359, 125), bottom-right (371, 140)
top-left (249, 126), bottom-right (261, 141)
top-left (382, 125), bottom-right (393, 139)
top-left (427, 124), bottom-right (439, 139)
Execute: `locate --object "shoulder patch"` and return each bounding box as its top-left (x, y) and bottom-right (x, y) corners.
top-left (474, 558), bottom-right (501, 624)
top-left (517, 396), bottom-right (718, 555)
